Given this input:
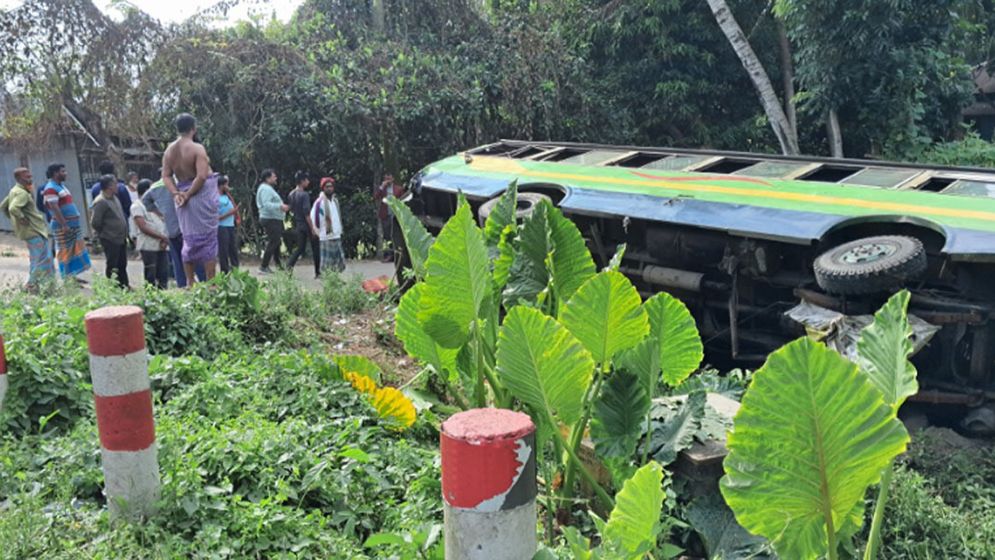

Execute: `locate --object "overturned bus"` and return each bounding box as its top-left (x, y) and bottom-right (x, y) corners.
top-left (401, 140), bottom-right (995, 433)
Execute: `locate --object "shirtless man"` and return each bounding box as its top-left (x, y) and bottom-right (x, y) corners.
top-left (161, 113), bottom-right (219, 285)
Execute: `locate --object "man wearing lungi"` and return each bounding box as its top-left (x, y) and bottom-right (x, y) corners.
top-left (161, 113), bottom-right (219, 286)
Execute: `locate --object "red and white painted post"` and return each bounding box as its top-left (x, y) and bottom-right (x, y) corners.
top-left (84, 305), bottom-right (160, 521)
top-left (0, 334), bottom-right (7, 413)
top-left (441, 408), bottom-right (537, 560)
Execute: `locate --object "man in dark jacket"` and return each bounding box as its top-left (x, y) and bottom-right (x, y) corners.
top-left (89, 160), bottom-right (131, 221)
top-left (90, 174), bottom-right (130, 288)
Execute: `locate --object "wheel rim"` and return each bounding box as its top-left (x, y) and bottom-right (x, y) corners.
top-left (838, 241), bottom-right (898, 264)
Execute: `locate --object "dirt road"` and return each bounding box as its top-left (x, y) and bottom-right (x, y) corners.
top-left (0, 232), bottom-right (393, 290)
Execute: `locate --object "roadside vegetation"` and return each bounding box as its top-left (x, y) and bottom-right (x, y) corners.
top-left (0, 252), bottom-right (992, 557)
top-left (0, 272), bottom-right (446, 559)
top-left (1, 1), bottom-right (994, 554)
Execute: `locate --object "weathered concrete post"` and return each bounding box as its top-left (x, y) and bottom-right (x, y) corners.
top-left (0, 333), bottom-right (7, 413)
top-left (84, 305), bottom-right (160, 521)
top-left (441, 408), bottom-right (537, 560)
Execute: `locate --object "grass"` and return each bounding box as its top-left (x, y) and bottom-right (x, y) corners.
top-left (0, 274), bottom-right (441, 559)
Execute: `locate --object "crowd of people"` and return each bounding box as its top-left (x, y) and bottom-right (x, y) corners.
top-left (1, 112), bottom-right (402, 292)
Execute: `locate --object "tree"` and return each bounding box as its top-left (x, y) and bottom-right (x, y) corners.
top-left (0, 0), bottom-right (167, 160)
top-left (706, 0), bottom-right (799, 154)
top-left (775, 0), bottom-right (974, 158)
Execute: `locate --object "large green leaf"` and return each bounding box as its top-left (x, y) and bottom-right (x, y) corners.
top-left (855, 290), bottom-right (917, 410)
top-left (561, 271), bottom-right (648, 365)
top-left (495, 306), bottom-right (594, 427)
top-left (386, 197), bottom-right (434, 281)
top-left (618, 292), bottom-right (703, 394)
top-left (502, 202), bottom-right (551, 308)
top-left (649, 293), bottom-right (703, 387)
top-left (720, 337), bottom-right (909, 560)
top-left (492, 224), bottom-right (516, 291)
top-left (418, 199), bottom-right (491, 348)
top-left (483, 181), bottom-right (517, 247)
top-left (603, 461), bottom-right (666, 559)
top-left (644, 391), bottom-right (705, 465)
top-left (591, 370), bottom-right (650, 459)
top-left (394, 284), bottom-right (457, 377)
top-left (685, 494), bottom-right (773, 560)
top-left (546, 201), bottom-right (596, 304)
top-left (501, 200), bottom-right (596, 312)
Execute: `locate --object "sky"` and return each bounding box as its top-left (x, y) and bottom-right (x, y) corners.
top-left (0, 0), bottom-right (305, 25)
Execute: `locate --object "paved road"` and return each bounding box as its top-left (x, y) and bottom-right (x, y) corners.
top-left (0, 233), bottom-right (394, 291)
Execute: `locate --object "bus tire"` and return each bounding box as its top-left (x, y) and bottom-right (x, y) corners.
top-left (814, 235), bottom-right (926, 295)
top-left (477, 192), bottom-right (551, 225)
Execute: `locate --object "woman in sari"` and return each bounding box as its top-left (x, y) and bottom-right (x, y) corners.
top-left (42, 163), bottom-right (91, 279)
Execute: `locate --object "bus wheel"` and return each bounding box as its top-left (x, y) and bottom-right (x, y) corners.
top-left (814, 235), bottom-right (926, 295)
top-left (477, 192), bottom-right (551, 225)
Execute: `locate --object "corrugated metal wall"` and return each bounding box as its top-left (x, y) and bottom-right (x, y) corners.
top-left (0, 137), bottom-right (90, 236)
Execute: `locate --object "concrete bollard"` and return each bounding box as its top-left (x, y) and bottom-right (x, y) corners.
top-left (84, 305), bottom-right (160, 521)
top-left (0, 334), bottom-right (7, 413)
top-left (441, 408), bottom-right (537, 560)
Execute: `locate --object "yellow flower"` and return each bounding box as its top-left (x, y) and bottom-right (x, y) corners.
top-left (370, 386), bottom-right (417, 431)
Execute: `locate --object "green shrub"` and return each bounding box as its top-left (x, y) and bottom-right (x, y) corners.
top-left (319, 273), bottom-right (377, 316)
top-left (141, 288), bottom-right (240, 359)
top-left (208, 269), bottom-right (290, 344)
top-left (876, 465), bottom-right (995, 559)
top-left (0, 348), bottom-right (440, 559)
top-left (914, 132), bottom-right (995, 168)
top-left (0, 295), bottom-right (92, 434)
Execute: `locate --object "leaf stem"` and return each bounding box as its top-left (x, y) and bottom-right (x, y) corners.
top-left (863, 463), bottom-right (893, 560)
top-left (547, 410), bottom-right (613, 510)
top-left (825, 502), bottom-right (839, 560)
top-left (472, 321), bottom-right (486, 407)
top-left (640, 370), bottom-right (656, 466)
top-left (561, 364), bottom-right (606, 501)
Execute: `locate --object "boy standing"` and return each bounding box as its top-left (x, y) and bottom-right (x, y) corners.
top-left (130, 179), bottom-right (171, 288)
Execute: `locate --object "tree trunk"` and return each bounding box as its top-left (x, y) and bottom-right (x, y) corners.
top-left (776, 19), bottom-right (797, 136)
top-left (706, 0), bottom-right (799, 155)
top-left (371, 0), bottom-right (385, 32)
top-left (827, 108), bottom-right (844, 158)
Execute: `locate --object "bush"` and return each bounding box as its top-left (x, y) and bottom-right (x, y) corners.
top-left (1, 293), bottom-right (93, 434)
top-left (914, 132), bottom-right (995, 168)
top-left (877, 465), bottom-right (995, 559)
top-left (0, 346), bottom-right (439, 559)
top-left (209, 270), bottom-right (292, 344)
top-left (319, 273), bottom-right (377, 316)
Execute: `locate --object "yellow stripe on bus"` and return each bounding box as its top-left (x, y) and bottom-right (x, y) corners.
top-left (468, 156), bottom-right (995, 224)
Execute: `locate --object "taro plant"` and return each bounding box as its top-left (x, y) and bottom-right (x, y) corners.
top-left (537, 461), bottom-right (680, 559)
top-left (390, 187), bottom-right (705, 511)
top-left (720, 291), bottom-right (916, 560)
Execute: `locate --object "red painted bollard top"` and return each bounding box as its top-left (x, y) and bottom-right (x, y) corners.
top-left (441, 408), bottom-right (537, 512)
top-left (85, 305), bottom-right (147, 357)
